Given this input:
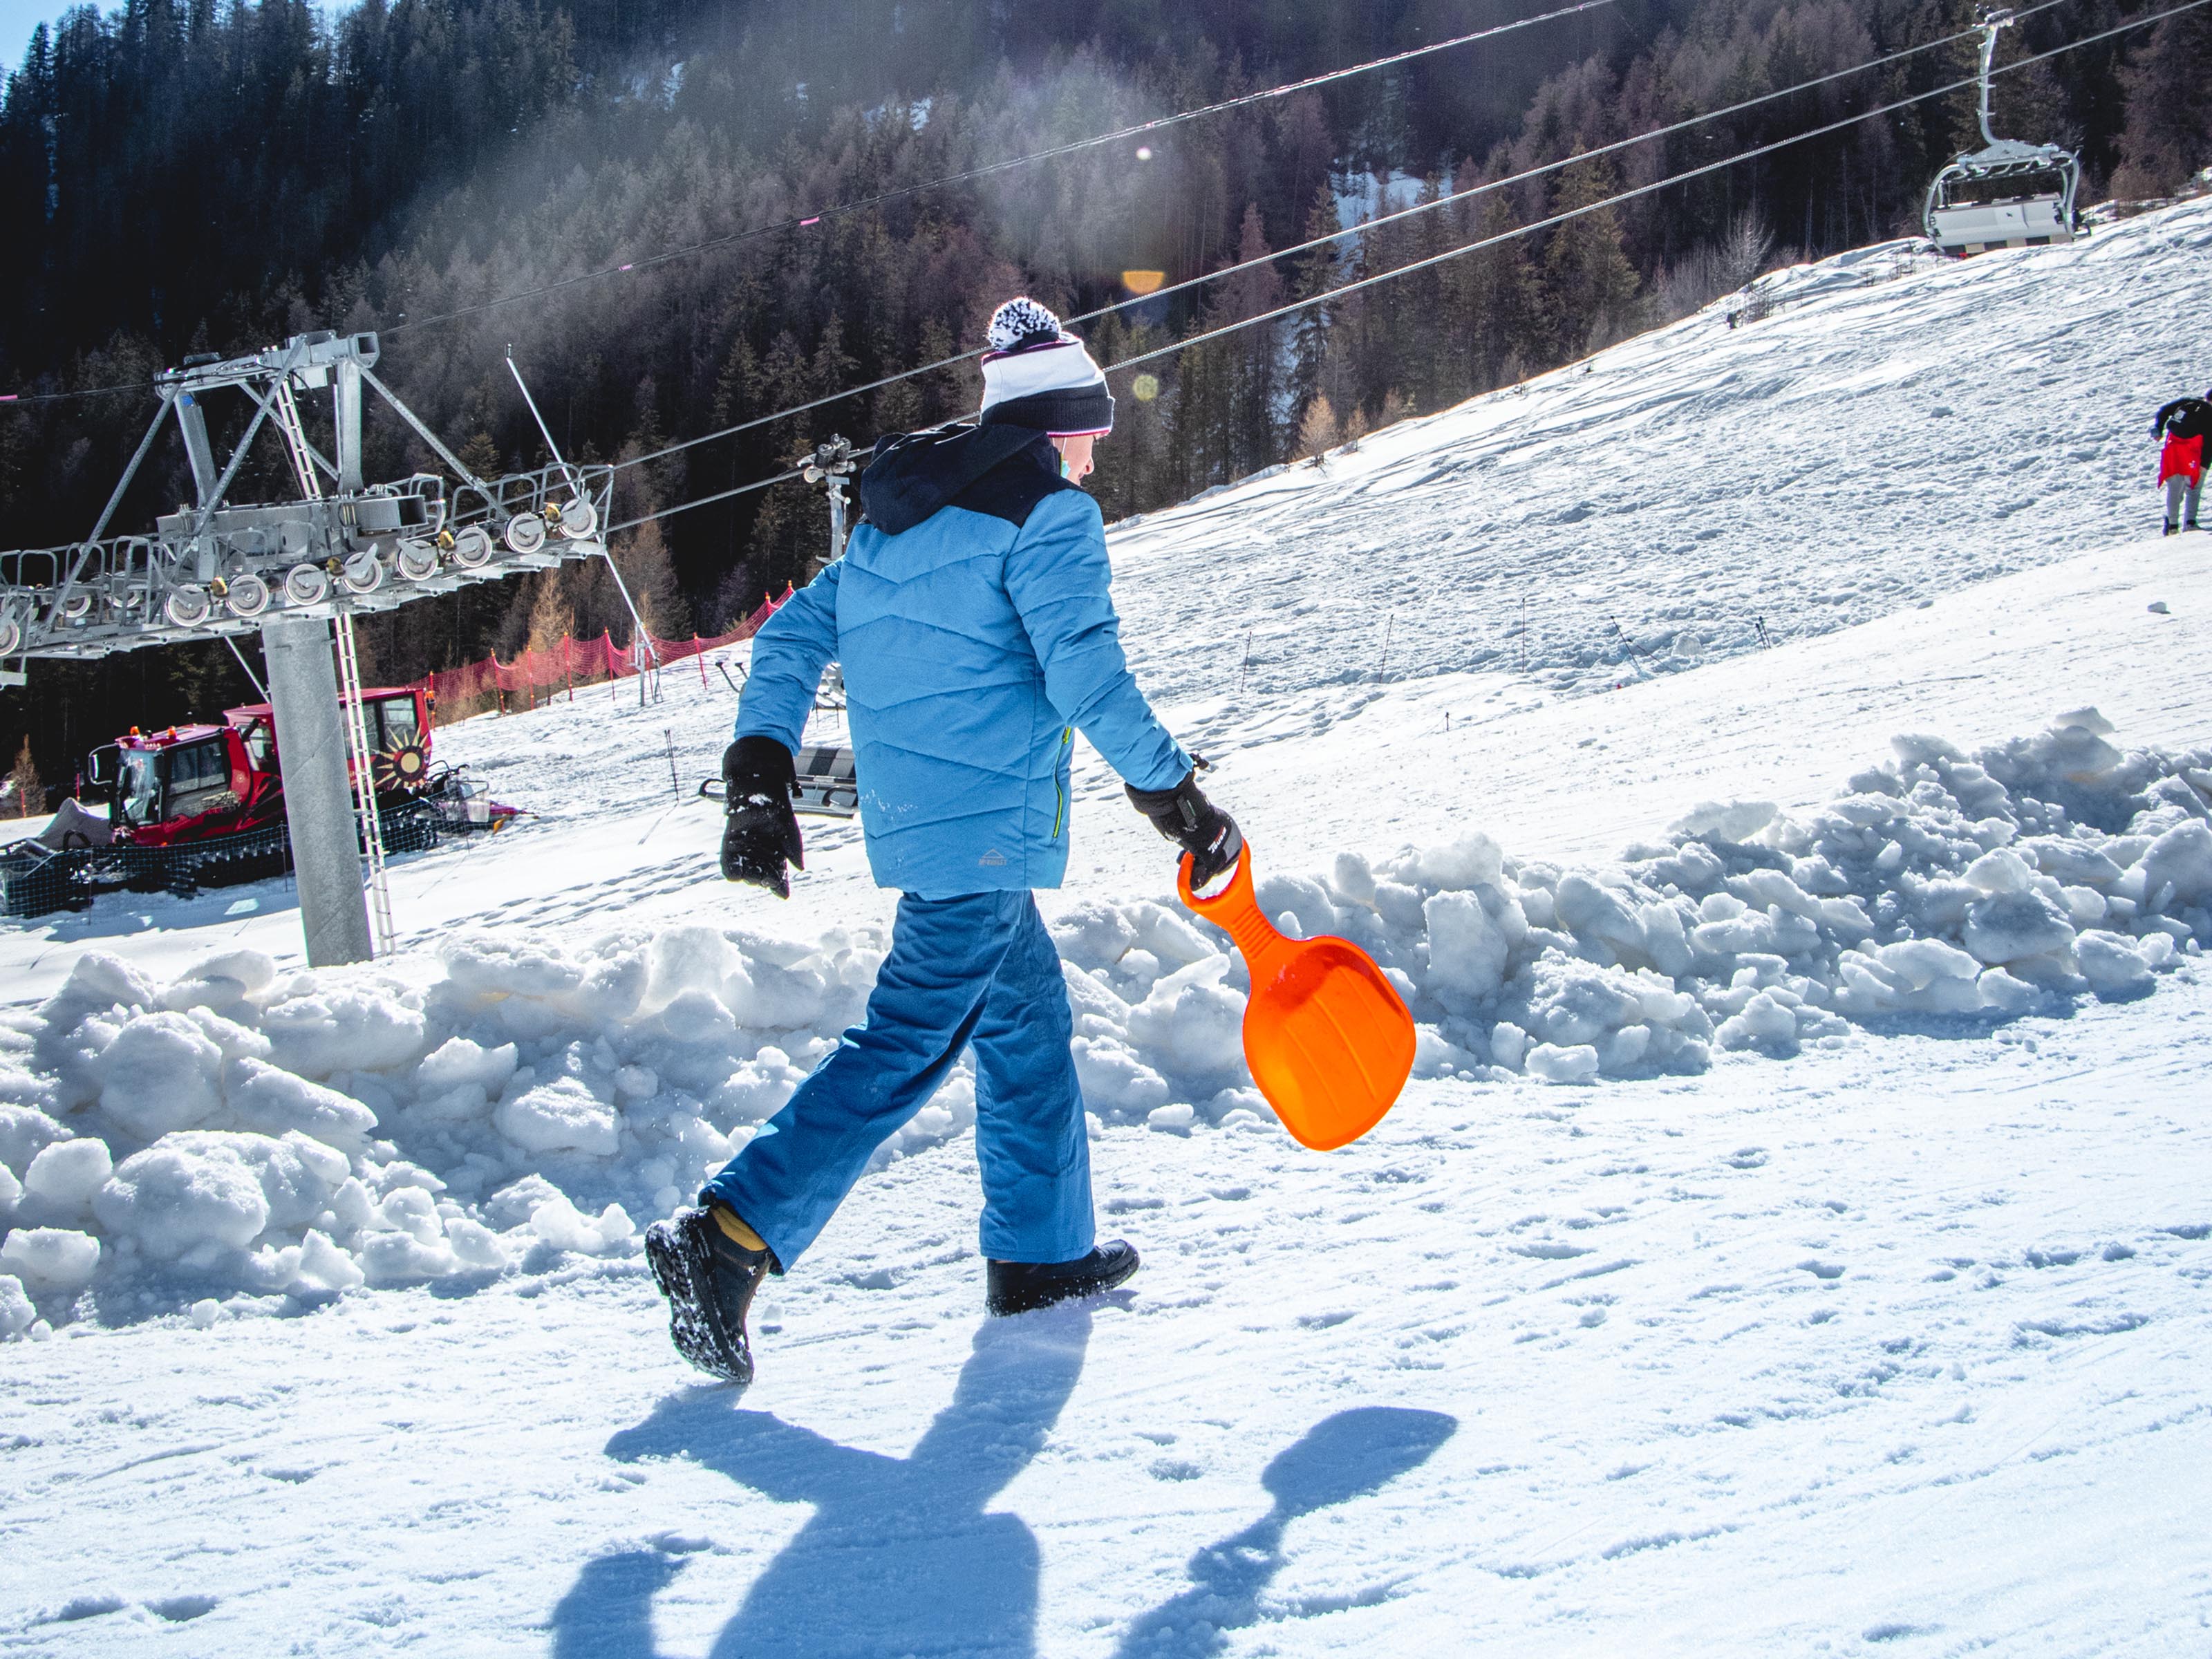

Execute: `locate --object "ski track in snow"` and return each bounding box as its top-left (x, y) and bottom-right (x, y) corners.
top-left (4, 200), bottom-right (2212, 1654)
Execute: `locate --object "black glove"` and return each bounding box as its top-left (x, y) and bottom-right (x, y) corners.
top-left (1127, 769), bottom-right (1243, 888)
top-left (720, 736), bottom-right (804, 897)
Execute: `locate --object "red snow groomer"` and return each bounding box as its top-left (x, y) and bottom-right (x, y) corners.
top-left (93, 685), bottom-right (440, 847)
top-left (1, 686), bottom-right (511, 917)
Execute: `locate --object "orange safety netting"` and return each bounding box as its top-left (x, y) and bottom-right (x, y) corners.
top-left (416, 588), bottom-right (791, 724)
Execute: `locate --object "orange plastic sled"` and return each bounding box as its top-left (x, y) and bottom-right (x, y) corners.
top-left (1179, 844), bottom-right (1416, 1150)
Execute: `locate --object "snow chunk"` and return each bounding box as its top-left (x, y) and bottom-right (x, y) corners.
top-left (529, 1192), bottom-right (635, 1254)
top-left (97, 1012), bottom-right (225, 1138)
top-left (22, 1138), bottom-right (112, 1214)
top-left (2075, 931), bottom-right (2155, 999)
top-left (1717, 991), bottom-right (1801, 1052)
top-left (440, 932), bottom-right (588, 1000)
top-left (0, 1273), bottom-right (33, 1336)
top-left (1424, 890), bottom-right (1512, 1005)
top-left (159, 949), bottom-right (277, 1014)
top-left (1, 1226), bottom-right (101, 1291)
top-left (226, 1059), bottom-right (377, 1152)
top-left (1123, 957), bottom-right (1244, 1085)
top-left (495, 1078), bottom-right (623, 1156)
top-left (292, 1229), bottom-right (366, 1293)
top-left (261, 984), bottom-right (427, 1077)
top-left (360, 1230), bottom-right (460, 1284)
top-left (1525, 1042), bottom-right (1600, 1085)
top-left (2052, 706), bottom-right (2114, 736)
top-left (1964, 848), bottom-right (2034, 894)
top-left (0, 1105), bottom-right (66, 1176)
top-left (2139, 821), bottom-right (2212, 910)
top-left (1395, 834), bottom-right (1504, 891)
top-left (94, 1131), bottom-right (337, 1259)
top-left (1962, 892), bottom-right (2075, 965)
top-left (1670, 800), bottom-right (1777, 842)
top-left (413, 1037), bottom-right (518, 1097)
top-left (48, 951), bottom-right (158, 1015)
top-left (1071, 1037), bottom-right (1170, 1119)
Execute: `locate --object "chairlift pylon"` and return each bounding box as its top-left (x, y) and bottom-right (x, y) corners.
top-left (1923, 9), bottom-right (2082, 256)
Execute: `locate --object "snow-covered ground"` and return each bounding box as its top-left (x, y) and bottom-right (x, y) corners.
top-left (6, 980), bottom-right (2208, 1656)
top-left (4, 200), bottom-right (2211, 1656)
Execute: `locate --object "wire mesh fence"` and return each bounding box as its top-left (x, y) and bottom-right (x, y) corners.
top-left (417, 589), bottom-right (789, 723)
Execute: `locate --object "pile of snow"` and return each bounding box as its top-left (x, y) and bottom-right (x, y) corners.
top-left (1230, 706), bottom-right (2209, 1089)
top-left (2, 709), bottom-right (2204, 1334)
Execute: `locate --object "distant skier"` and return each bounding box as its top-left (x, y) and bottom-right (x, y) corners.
top-left (646, 297), bottom-right (1241, 1384)
top-left (2151, 390), bottom-right (2210, 534)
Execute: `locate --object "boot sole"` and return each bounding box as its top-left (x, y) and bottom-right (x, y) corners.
top-left (646, 1221), bottom-right (753, 1385)
top-left (986, 1248), bottom-right (1141, 1317)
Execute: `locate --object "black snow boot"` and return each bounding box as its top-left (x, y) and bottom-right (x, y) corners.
top-left (986, 1240), bottom-right (1140, 1316)
top-left (645, 1206), bottom-right (773, 1384)
top-left (2164, 521), bottom-right (2180, 536)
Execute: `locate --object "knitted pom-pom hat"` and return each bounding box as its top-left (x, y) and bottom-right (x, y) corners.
top-left (977, 297), bottom-right (1114, 438)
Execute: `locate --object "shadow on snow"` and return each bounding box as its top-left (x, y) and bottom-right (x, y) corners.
top-left (548, 1309), bottom-right (1454, 1658)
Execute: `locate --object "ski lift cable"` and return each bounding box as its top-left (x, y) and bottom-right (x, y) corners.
top-left (0, 0), bottom-right (2077, 421)
top-left (378, 0), bottom-right (1621, 339)
top-left (1105, 0), bottom-right (2212, 377)
top-left (608, 0), bottom-right (2085, 477)
top-left (0, 1), bottom-right (1615, 412)
top-left (599, 465), bottom-right (813, 538)
top-left (608, 0), bottom-right (2200, 538)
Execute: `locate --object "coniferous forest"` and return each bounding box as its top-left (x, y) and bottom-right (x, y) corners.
top-left (2, 0), bottom-right (2208, 794)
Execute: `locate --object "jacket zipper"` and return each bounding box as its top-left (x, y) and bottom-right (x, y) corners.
top-left (1052, 727), bottom-right (1072, 838)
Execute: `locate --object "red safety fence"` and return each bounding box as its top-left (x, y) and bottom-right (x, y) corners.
top-left (416, 588), bottom-right (791, 724)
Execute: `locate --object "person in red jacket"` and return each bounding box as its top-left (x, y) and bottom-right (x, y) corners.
top-left (2152, 391), bottom-right (2210, 534)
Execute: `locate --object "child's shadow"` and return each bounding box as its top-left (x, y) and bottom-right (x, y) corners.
top-left (554, 1308), bottom-right (1094, 1659)
top-left (1112, 1405), bottom-right (1458, 1658)
top-left (550, 1324), bottom-right (1453, 1659)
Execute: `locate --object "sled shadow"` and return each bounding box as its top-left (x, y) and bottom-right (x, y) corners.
top-left (1112, 1406), bottom-right (1458, 1659)
top-left (553, 1306), bottom-right (1095, 1659)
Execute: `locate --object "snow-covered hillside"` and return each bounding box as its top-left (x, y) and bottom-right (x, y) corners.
top-left (3, 200), bottom-right (2211, 1657)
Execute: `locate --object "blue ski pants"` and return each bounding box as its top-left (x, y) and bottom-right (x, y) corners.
top-left (700, 890), bottom-right (1094, 1270)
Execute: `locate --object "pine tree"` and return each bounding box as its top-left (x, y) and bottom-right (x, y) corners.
top-left (1541, 152), bottom-right (1640, 362)
top-left (2112, 5), bottom-right (2212, 195)
top-left (1458, 191), bottom-right (1539, 391)
top-left (1286, 181), bottom-right (1342, 420)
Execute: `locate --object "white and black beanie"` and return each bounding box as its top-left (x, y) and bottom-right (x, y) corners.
top-left (977, 297), bottom-right (1114, 438)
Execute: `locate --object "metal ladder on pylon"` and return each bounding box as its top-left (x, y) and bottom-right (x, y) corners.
top-left (332, 614), bottom-right (394, 955)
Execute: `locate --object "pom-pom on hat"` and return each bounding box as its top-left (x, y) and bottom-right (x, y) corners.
top-left (978, 297), bottom-right (1114, 438)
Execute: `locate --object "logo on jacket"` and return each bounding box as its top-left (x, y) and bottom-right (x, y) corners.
top-left (978, 848), bottom-right (1007, 866)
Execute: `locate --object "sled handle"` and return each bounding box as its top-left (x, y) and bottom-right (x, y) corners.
top-left (1176, 843), bottom-right (1282, 966)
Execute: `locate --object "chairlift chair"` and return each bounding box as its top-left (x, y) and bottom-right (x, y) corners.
top-left (1924, 10), bottom-right (2081, 256)
top-left (696, 744), bottom-right (859, 819)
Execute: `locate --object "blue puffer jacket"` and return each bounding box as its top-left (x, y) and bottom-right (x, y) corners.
top-left (735, 424), bottom-right (1191, 899)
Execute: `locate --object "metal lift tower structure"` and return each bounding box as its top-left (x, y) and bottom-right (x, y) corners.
top-left (0, 328), bottom-right (617, 966)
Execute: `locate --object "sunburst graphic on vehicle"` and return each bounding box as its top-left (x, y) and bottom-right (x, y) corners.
top-left (374, 740), bottom-right (431, 794)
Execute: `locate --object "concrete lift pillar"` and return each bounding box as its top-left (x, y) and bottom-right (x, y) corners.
top-left (261, 614), bottom-right (373, 966)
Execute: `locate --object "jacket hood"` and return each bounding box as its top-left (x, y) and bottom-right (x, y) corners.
top-left (857, 423), bottom-right (1056, 536)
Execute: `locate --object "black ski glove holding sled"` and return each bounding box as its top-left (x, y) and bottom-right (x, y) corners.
top-left (1127, 769), bottom-right (1243, 888)
top-left (720, 735), bottom-right (805, 897)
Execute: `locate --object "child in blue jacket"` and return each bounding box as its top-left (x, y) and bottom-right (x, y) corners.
top-left (647, 299), bottom-right (1241, 1384)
